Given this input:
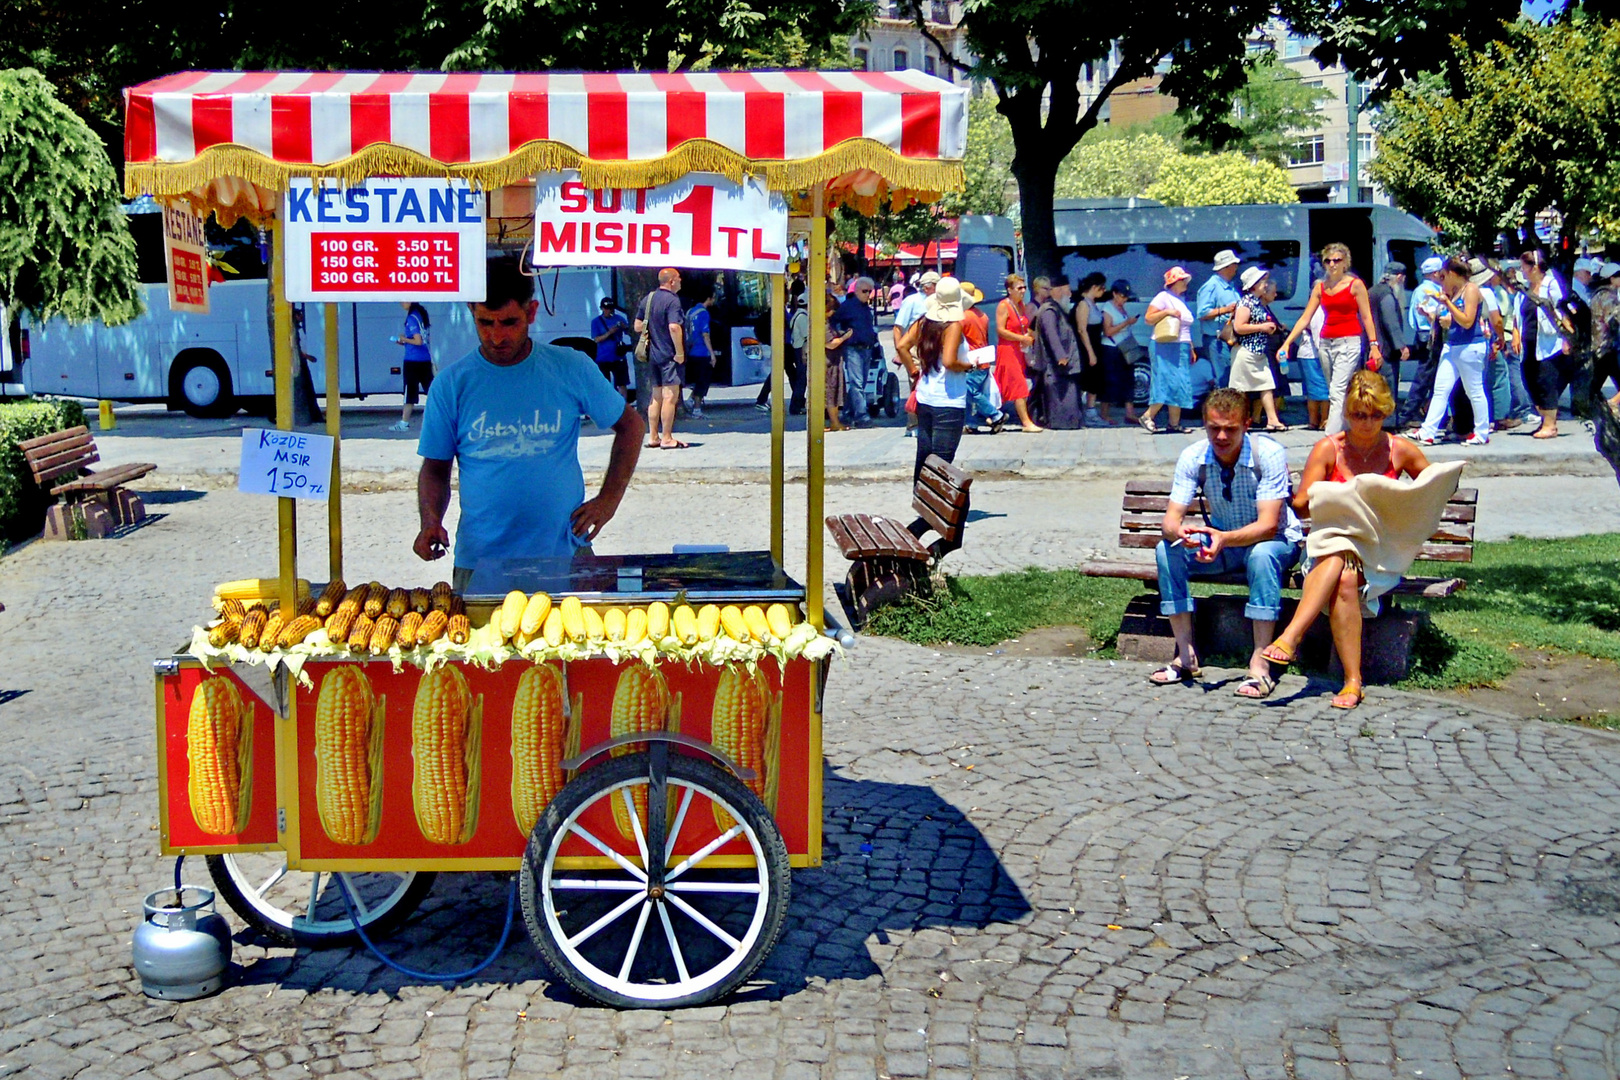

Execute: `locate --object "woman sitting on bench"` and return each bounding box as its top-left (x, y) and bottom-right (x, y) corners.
top-left (1258, 371), bottom-right (1431, 709)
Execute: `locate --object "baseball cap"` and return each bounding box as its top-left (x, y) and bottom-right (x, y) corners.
top-left (1601, 261), bottom-right (1620, 279)
top-left (1574, 257), bottom-right (1597, 274)
top-left (1211, 249), bottom-right (1240, 272)
top-left (1384, 261), bottom-right (1407, 278)
top-left (1420, 256), bottom-right (1444, 276)
top-left (1110, 279), bottom-right (1135, 298)
top-left (600, 297), bottom-right (616, 308)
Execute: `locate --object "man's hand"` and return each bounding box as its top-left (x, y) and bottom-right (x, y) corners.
top-left (570, 494), bottom-right (619, 543)
top-left (1185, 525), bottom-right (1225, 562)
top-left (1401, 346), bottom-right (1411, 361)
top-left (414, 523), bottom-right (449, 562)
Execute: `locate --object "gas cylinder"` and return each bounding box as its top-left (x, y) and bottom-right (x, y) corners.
top-left (132, 886), bottom-right (232, 1000)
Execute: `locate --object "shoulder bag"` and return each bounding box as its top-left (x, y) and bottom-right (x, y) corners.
top-left (633, 294), bottom-right (653, 362)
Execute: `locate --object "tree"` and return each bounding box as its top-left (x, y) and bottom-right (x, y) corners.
top-left (901, 0), bottom-right (1289, 278)
top-left (938, 92), bottom-right (1017, 218)
top-left (1056, 134), bottom-right (1180, 200)
top-left (0, 68), bottom-right (141, 325)
top-left (1188, 53), bottom-right (1332, 166)
top-left (1144, 153), bottom-right (1298, 206)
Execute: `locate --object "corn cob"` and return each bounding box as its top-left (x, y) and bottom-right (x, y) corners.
top-left (278, 614), bottom-right (323, 648)
top-left (710, 666), bottom-right (769, 830)
top-left (385, 588), bottom-right (410, 620)
top-left (696, 604), bottom-right (722, 642)
top-left (450, 594), bottom-right (466, 617)
top-left (324, 605), bottom-right (358, 645)
top-left (313, 580), bottom-right (346, 618)
top-left (498, 591), bottom-right (527, 640)
top-left (313, 666), bottom-right (384, 845)
top-left (520, 593), bottom-right (552, 636)
top-left (335, 591), bottom-right (362, 617)
top-left (609, 665), bottom-right (670, 840)
top-left (237, 607), bottom-right (270, 650)
top-left (417, 609), bottom-right (448, 646)
top-left (207, 618), bottom-right (241, 649)
top-left (187, 676), bottom-right (254, 835)
top-left (347, 613), bottom-right (375, 652)
top-left (220, 598), bottom-right (247, 622)
top-left (215, 578), bottom-right (310, 603)
top-left (766, 603), bottom-right (794, 640)
top-left (448, 613), bottom-right (471, 644)
top-left (624, 608), bottom-right (648, 646)
top-left (430, 581), bottom-right (455, 613)
top-left (582, 605), bottom-right (606, 641)
top-left (362, 582), bottom-right (386, 618)
top-left (542, 608), bottom-right (565, 647)
top-left (258, 611), bottom-right (285, 652)
top-left (297, 596), bottom-right (319, 618)
top-left (411, 666), bottom-right (482, 845)
top-left (719, 605), bottom-right (750, 643)
top-left (510, 663), bottom-right (569, 836)
top-left (396, 610), bottom-right (424, 649)
top-left (559, 596), bottom-right (585, 642)
top-left (744, 605), bottom-right (772, 642)
top-left (409, 587), bottom-right (432, 615)
top-left (369, 615), bottom-right (400, 655)
top-left (672, 605), bottom-right (698, 644)
top-left (604, 607), bottom-right (626, 641)
top-left (762, 692), bottom-right (782, 814)
top-left (645, 602), bottom-right (669, 641)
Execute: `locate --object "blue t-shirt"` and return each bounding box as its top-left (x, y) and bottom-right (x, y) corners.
top-left (418, 343), bottom-right (628, 568)
top-left (590, 313), bottom-right (628, 364)
top-left (687, 306), bottom-right (712, 358)
top-left (402, 311), bottom-right (431, 363)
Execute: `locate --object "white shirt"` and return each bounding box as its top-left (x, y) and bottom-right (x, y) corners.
top-left (1149, 290), bottom-right (1194, 344)
top-left (1535, 273), bottom-right (1566, 361)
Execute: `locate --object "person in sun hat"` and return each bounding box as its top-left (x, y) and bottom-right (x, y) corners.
top-left (1139, 266), bottom-right (1197, 433)
top-left (957, 281), bottom-right (1001, 432)
top-left (1229, 265), bottom-right (1287, 431)
top-left (1196, 248), bottom-right (1243, 384)
top-left (895, 277), bottom-right (974, 481)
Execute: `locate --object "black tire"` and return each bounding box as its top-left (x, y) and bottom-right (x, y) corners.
top-left (170, 351), bottom-right (237, 419)
top-left (520, 752), bottom-right (790, 1008)
top-left (550, 337), bottom-right (599, 361)
top-left (206, 852), bottom-right (436, 948)
top-left (883, 371), bottom-right (901, 418)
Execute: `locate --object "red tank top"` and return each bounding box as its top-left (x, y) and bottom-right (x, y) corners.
top-left (1328, 433), bottom-right (1400, 482)
top-left (1319, 280), bottom-right (1361, 338)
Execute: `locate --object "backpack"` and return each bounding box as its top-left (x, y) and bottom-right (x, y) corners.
top-left (683, 304), bottom-right (704, 351)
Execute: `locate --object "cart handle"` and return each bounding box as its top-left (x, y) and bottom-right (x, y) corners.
top-left (562, 731), bottom-right (757, 781)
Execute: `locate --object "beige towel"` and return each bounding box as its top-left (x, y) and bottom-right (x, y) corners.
top-left (1305, 460), bottom-right (1465, 580)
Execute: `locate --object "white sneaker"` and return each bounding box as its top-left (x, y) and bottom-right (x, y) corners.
top-left (389, 421), bottom-right (410, 432)
top-left (1462, 434), bottom-right (1489, 446)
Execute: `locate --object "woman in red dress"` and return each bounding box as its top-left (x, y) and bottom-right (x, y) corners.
top-left (994, 273), bottom-right (1043, 432)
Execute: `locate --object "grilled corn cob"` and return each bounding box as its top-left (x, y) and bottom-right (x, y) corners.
top-left (609, 665), bottom-right (670, 840)
top-left (313, 666), bottom-right (384, 845)
top-left (604, 607), bottom-right (626, 642)
top-left (520, 593), bottom-right (552, 636)
top-left (411, 666), bottom-right (482, 845)
top-left (417, 609), bottom-right (448, 646)
top-left (719, 605), bottom-right (750, 643)
top-left (186, 676), bottom-right (254, 835)
top-left (430, 581), bottom-right (455, 613)
top-left (207, 618), bottom-right (241, 649)
top-left (346, 613), bottom-right (375, 652)
top-left (236, 607), bottom-right (270, 650)
top-left (448, 613), bottom-right (470, 644)
top-left (219, 598), bottom-right (247, 622)
top-left (324, 605), bottom-right (358, 645)
top-left (624, 607), bottom-right (648, 646)
top-left (258, 611), bottom-right (285, 652)
top-left (498, 591), bottom-right (527, 641)
top-left (646, 601), bottom-right (670, 641)
top-left (384, 588), bottom-right (410, 620)
top-left (313, 580), bottom-right (346, 618)
top-left (362, 582), bottom-right (386, 618)
top-left (766, 603), bottom-right (794, 640)
top-left (296, 595), bottom-right (318, 617)
top-left (672, 605), bottom-right (698, 644)
top-left (582, 605), bottom-right (606, 641)
top-left (278, 614), bottom-right (323, 648)
top-left (369, 615), bottom-right (400, 655)
top-left (710, 666), bottom-right (769, 830)
top-left (409, 587), bottom-right (432, 615)
top-left (396, 610), bottom-right (424, 649)
top-left (510, 663), bottom-right (569, 835)
top-left (744, 605), bottom-right (772, 642)
top-left (559, 596), bottom-right (585, 643)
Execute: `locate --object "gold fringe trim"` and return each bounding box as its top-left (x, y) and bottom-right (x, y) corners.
top-left (125, 138), bottom-right (964, 211)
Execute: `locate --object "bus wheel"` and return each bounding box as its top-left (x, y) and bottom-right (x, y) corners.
top-left (171, 351), bottom-right (237, 419)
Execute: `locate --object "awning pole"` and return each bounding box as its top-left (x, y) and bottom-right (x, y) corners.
top-left (769, 273), bottom-right (786, 567)
top-left (324, 302), bottom-right (342, 582)
top-left (805, 186), bottom-right (827, 630)
top-left (269, 212), bottom-right (298, 618)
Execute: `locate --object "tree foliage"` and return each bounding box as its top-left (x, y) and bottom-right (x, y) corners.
top-left (1368, 16), bottom-right (1620, 250)
top-left (0, 69), bottom-right (142, 325)
top-left (1194, 54), bottom-right (1332, 166)
top-left (1056, 135), bottom-right (1180, 200)
top-left (938, 92), bottom-right (1017, 218)
top-left (1052, 134), bottom-right (1295, 207)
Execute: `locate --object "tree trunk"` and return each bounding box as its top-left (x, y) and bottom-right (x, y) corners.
top-left (1013, 153), bottom-right (1061, 281)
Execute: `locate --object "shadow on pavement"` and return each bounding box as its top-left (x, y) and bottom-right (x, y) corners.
top-left (137, 489), bottom-right (208, 505)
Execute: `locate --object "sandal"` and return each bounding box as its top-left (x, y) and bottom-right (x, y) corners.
top-left (1260, 641), bottom-right (1296, 666)
top-left (1330, 683), bottom-right (1365, 709)
top-left (1147, 662), bottom-right (1201, 685)
top-left (1138, 415), bottom-right (1156, 434)
top-left (1234, 673), bottom-right (1277, 699)
top-left (1265, 424), bottom-right (1290, 433)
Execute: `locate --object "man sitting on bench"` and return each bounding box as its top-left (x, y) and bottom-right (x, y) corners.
top-left (1152, 388), bottom-right (1303, 698)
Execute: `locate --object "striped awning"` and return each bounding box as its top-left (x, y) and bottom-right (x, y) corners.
top-left (124, 70), bottom-right (968, 213)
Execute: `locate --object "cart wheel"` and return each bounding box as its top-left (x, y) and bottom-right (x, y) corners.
top-left (206, 853), bottom-right (436, 948)
top-left (520, 749), bottom-right (790, 1008)
top-left (883, 371), bottom-right (900, 418)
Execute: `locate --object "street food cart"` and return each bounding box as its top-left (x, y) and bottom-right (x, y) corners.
top-left (129, 69), bottom-right (966, 1006)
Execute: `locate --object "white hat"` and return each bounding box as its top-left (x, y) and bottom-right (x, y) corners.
top-left (1601, 262), bottom-right (1620, 279)
top-left (924, 277), bottom-right (964, 322)
top-left (1574, 257), bottom-right (1597, 275)
top-left (1467, 257), bottom-right (1494, 286)
top-left (1420, 256), bottom-right (1444, 276)
top-left (1212, 249), bottom-right (1240, 272)
top-left (1239, 266), bottom-right (1268, 292)
top-left (918, 270), bottom-right (941, 287)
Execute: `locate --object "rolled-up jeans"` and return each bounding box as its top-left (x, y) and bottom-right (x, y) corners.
top-left (842, 344), bottom-right (872, 422)
top-left (1505, 349), bottom-right (1537, 419)
top-left (964, 366), bottom-right (998, 425)
top-left (1155, 537), bottom-right (1301, 622)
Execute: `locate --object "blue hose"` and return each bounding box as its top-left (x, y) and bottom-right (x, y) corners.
top-left (335, 873), bottom-right (518, 983)
top-left (174, 856), bottom-right (184, 891)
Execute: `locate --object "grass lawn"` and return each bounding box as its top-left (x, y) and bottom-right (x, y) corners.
top-left (863, 533), bottom-right (1620, 695)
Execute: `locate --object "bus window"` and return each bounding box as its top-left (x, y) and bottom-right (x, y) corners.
top-left (1061, 240), bottom-right (1301, 301)
top-left (1387, 239), bottom-right (1432, 280)
top-left (956, 244), bottom-right (1014, 304)
top-left (125, 209), bottom-right (268, 286)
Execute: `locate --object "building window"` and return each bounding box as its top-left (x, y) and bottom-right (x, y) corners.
top-left (1283, 33), bottom-right (1316, 59)
top-left (894, 49), bottom-right (909, 71)
top-left (1357, 186), bottom-right (1374, 203)
top-left (1289, 135), bottom-right (1325, 166)
top-left (1357, 132), bottom-right (1375, 159)
top-left (852, 47), bottom-right (869, 71)
top-left (924, 55), bottom-right (936, 76)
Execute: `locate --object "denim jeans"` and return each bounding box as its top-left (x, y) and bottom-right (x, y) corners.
top-left (964, 367), bottom-right (998, 426)
top-left (914, 402), bottom-right (965, 482)
top-left (842, 344), bottom-right (873, 423)
top-left (1204, 340), bottom-right (1231, 386)
top-left (1505, 349), bottom-right (1537, 419)
top-left (1155, 537), bottom-right (1301, 621)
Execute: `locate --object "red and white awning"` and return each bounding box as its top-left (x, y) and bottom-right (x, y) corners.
top-left (124, 70), bottom-right (968, 212)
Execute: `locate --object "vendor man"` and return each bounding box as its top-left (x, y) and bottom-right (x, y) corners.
top-left (415, 259), bottom-right (646, 588)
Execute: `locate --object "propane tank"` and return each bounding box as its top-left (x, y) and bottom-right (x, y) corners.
top-left (132, 886), bottom-right (232, 1000)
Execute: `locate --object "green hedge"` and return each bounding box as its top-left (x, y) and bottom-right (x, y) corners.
top-left (0, 398), bottom-right (87, 543)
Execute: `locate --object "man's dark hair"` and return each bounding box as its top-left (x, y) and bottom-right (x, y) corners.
top-left (478, 257), bottom-right (535, 310)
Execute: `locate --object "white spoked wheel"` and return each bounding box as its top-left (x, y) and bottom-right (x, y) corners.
top-left (520, 749), bottom-right (790, 1008)
top-left (206, 852), bottom-right (435, 947)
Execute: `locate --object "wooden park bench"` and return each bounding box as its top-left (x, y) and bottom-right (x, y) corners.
top-left (21, 426), bottom-right (156, 540)
top-left (826, 454), bottom-right (972, 628)
top-left (1079, 478), bottom-right (1478, 682)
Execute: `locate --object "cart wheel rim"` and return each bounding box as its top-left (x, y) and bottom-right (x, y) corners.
top-left (214, 853), bottom-right (419, 937)
top-left (538, 775), bottom-right (771, 1003)
top-left (182, 365), bottom-right (222, 407)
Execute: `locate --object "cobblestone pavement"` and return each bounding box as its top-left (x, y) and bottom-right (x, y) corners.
top-left (5, 487), bottom-right (1620, 1079)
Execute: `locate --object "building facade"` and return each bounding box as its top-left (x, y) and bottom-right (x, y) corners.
top-left (850, 1), bottom-right (969, 79)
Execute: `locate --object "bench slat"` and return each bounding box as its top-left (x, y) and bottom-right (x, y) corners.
top-left (921, 454), bottom-right (971, 493)
top-left (52, 463), bottom-right (156, 495)
top-left (24, 433), bottom-right (95, 468)
top-left (871, 516), bottom-right (929, 560)
top-left (18, 425), bottom-right (91, 453)
top-left (826, 515), bottom-right (865, 559)
top-left (34, 450), bottom-right (101, 485)
top-left (919, 466), bottom-right (970, 508)
top-left (1121, 492), bottom-right (1477, 524)
top-left (912, 485), bottom-right (964, 541)
top-left (840, 515), bottom-right (883, 558)
top-left (910, 497), bottom-right (958, 544)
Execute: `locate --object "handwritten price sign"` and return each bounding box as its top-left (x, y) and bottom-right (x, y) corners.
top-left (238, 429), bottom-right (334, 501)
